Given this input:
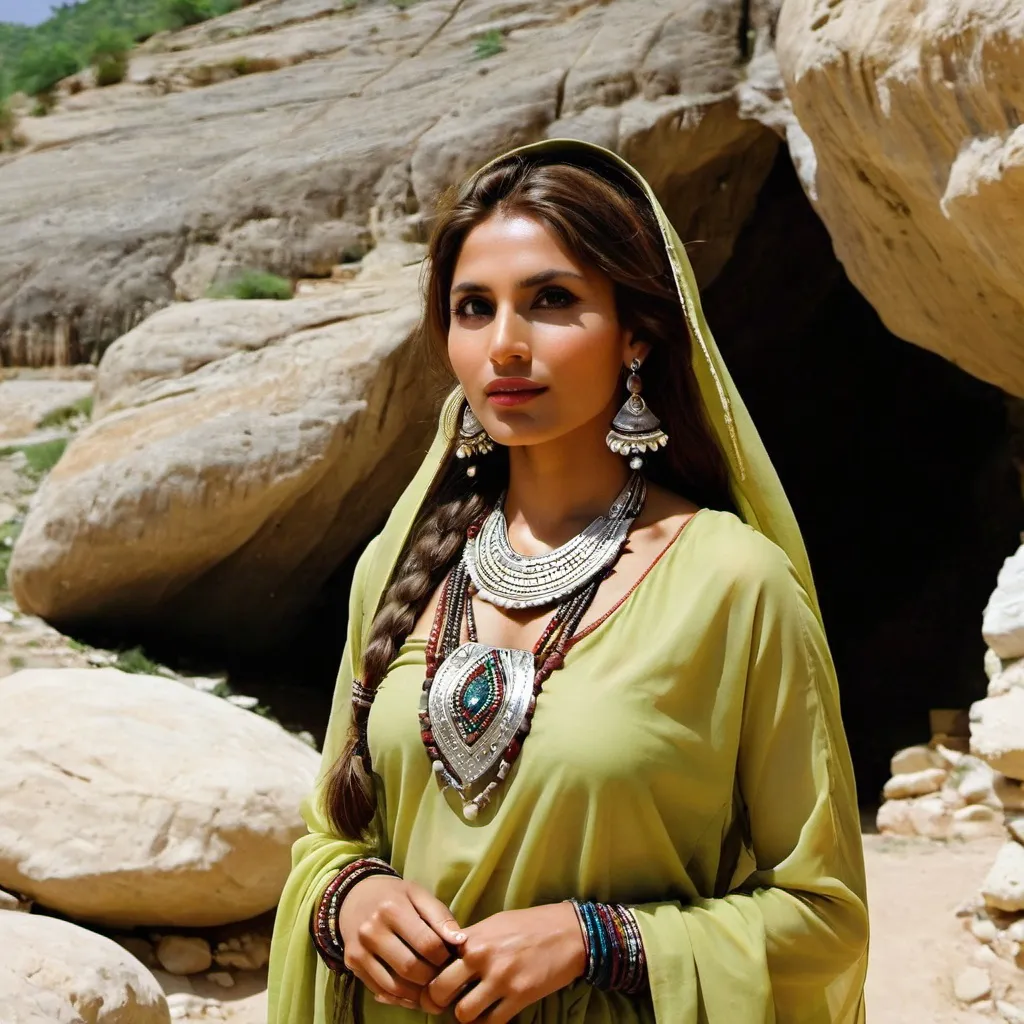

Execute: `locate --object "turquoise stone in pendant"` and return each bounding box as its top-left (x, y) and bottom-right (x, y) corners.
top-left (452, 652), bottom-right (505, 747)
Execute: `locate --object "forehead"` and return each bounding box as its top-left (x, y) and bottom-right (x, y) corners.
top-left (453, 213), bottom-right (583, 276)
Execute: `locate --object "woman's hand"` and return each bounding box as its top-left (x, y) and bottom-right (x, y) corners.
top-left (338, 874), bottom-right (467, 1013)
top-left (420, 902), bottom-right (587, 1023)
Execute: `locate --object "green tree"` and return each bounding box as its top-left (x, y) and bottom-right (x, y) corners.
top-left (13, 42), bottom-right (81, 102)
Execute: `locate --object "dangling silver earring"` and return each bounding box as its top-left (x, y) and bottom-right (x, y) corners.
top-left (455, 402), bottom-right (494, 478)
top-left (606, 358), bottom-right (669, 470)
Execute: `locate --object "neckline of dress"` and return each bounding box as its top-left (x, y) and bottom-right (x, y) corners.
top-left (400, 506), bottom-right (709, 654)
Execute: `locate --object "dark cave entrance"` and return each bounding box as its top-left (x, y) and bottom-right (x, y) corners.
top-left (702, 148), bottom-right (1024, 803)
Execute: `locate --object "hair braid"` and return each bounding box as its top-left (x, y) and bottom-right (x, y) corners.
top-left (323, 454), bottom-right (503, 840)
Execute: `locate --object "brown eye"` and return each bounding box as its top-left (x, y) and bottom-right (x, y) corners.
top-left (452, 297), bottom-right (493, 321)
top-left (535, 287), bottom-right (577, 308)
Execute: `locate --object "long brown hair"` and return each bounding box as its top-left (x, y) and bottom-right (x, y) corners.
top-left (323, 148), bottom-right (733, 840)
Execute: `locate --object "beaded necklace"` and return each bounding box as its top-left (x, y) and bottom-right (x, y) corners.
top-left (419, 522), bottom-right (607, 820)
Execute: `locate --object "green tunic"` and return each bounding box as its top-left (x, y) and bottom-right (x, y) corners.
top-left (270, 511), bottom-right (867, 1023)
top-left (267, 136), bottom-right (868, 1024)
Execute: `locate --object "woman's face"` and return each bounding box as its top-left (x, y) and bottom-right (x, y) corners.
top-left (447, 213), bottom-right (647, 450)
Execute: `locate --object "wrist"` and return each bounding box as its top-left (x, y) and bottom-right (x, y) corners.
top-left (562, 899), bottom-right (589, 981)
top-left (311, 857), bottom-right (400, 972)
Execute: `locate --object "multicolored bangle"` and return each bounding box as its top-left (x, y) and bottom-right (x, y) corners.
top-left (565, 898), bottom-right (648, 995)
top-left (310, 856), bottom-right (400, 973)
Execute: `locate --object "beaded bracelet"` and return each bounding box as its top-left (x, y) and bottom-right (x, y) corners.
top-left (565, 898), bottom-right (648, 995)
top-left (310, 857), bottom-right (400, 972)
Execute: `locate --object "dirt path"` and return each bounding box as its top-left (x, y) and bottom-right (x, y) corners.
top-left (864, 832), bottom-right (1007, 1022)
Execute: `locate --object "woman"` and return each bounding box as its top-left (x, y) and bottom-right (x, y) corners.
top-left (268, 137), bottom-right (869, 1024)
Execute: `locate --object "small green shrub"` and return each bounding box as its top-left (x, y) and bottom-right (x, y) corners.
top-left (162, 0), bottom-right (215, 28)
top-left (473, 29), bottom-right (505, 60)
top-left (90, 27), bottom-right (131, 87)
top-left (115, 645), bottom-right (165, 675)
top-left (11, 438), bottom-right (69, 480)
top-left (390, 0), bottom-right (416, 9)
top-left (13, 42), bottom-right (81, 99)
top-left (9, 654), bottom-right (25, 670)
top-left (207, 270), bottom-right (293, 300)
top-left (37, 395), bottom-right (93, 429)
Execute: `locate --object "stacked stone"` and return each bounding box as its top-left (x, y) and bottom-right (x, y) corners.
top-left (876, 710), bottom-right (1013, 841)
top-left (958, 543), bottom-right (1024, 999)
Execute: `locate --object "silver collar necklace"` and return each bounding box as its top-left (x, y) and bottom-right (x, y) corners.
top-left (463, 472), bottom-right (647, 609)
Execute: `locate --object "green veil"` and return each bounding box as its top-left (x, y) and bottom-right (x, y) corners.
top-left (268, 138), bottom-right (868, 1022)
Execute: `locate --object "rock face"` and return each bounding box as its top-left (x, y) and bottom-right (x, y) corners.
top-left (7, 258), bottom-right (434, 647)
top-left (984, 545), bottom-right (1024, 660)
top-left (0, 667), bottom-right (319, 927)
top-left (776, 0), bottom-right (1024, 396)
top-left (0, 912), bottom-right (169, 1024)
top-left (0, 0), bottom-right (783, 367)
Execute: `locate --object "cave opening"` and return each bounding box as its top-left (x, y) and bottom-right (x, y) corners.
top-left (702, 148), bottom-right (1024, 803)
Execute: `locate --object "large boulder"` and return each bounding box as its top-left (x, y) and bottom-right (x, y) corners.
top-left (0, 912), bottom-right (169, 1024)
top-left (0, 667), bottom-right (319, 927)
top-left (776, 0), bottom-right (1024, 396)
top-left (0, 0), bottom-right (782, 366)
top-left (7, 259), bottom-right (433, 648)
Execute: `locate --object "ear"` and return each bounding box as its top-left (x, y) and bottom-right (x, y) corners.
top-left (621, 327), bottom-right (652, 368)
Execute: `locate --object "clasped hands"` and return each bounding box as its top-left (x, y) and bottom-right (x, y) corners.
top-left (337, 875), bottom-right (587, 1023)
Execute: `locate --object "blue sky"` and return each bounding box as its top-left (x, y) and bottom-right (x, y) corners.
top-left (0, 1), bottom-right (69, 26)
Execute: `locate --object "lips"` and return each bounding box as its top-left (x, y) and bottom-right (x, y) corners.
top-left (484, 378), bottom-right (546, 395)
top-left (484, 379), bottom-right (547, 408)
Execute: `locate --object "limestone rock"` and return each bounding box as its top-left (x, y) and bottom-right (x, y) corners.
top-left (155, 936), bottom-right (213, 976)
top-left (776, 0), bottom-right (1024, 397)
top-left (0, 0), bottom-right (782, 367)
top-left (876, 798), bottom-right (916, 836)
top-left (983, 841), bottom-right (1024, 913)
top-left (882, 767), bottom-right (947, 800)
top-left (890, 744), bottom-right (943, 775)
top-left (971, 692), bottom-right (1024, 780)
top-left (996, 776), bottom-right (1024, 812)
top-left (8, 272), bottom-right (432, 650)
top-left (908, 794), bottom-right (953, 840)
top-left (985, 547), bottom-right (1024, 660)
top-left (955, 966), bottom-right (992, 1004)
top-left (0, 667), bottom-right (319, 926)
top-left (0, 912), bottom-right (169, 1023)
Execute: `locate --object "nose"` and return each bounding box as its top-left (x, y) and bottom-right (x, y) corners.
top-left (487, 300), bottom-right (530, 367)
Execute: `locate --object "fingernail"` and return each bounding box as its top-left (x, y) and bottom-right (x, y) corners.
top-left (451, 931), bottom-right (467, 942)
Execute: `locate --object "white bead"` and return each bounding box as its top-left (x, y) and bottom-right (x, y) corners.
top-left (466, 465), bottom-right (477, 478)
top-left (432, 760), bottom-right (444, 773)
top-left (629, 456), bottom-right (643, 470)
top-left (463, 802), bottom-right (479, 820)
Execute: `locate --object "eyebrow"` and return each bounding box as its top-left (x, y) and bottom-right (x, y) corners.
top-left (450, 268), bottom-right (586, 296)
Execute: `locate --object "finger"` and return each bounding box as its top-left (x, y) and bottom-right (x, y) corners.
top-left (370, 929), bottom-right (439, 986)
top-left (477, 997), bottom-right (519, 1024)
top-left (454, 981), bottom-right (504, 1023)
top-left (385, 897), bottom-right (458, 969)
top-left (354, 952), bottom-right (424, 1004)
top-left (427, 957), bottom-right (478, 1009)
top-left (407, 886), bottom-right (468, 950)
top-left (374, 995), bottom-right (421, 1011)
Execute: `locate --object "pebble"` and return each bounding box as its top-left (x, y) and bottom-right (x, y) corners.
top-left (156, 935), bottom-right (213, 975)
top-left (213, 933), bottom-right (270, 971)
top-left (972, 916), bottom-right (999, 943)
top-left (953, 966), bottom-right (991, 1004)
top-left (206, 970), bottom-right (235, 988)
top-left (0, 607), bottom-right (13, 624)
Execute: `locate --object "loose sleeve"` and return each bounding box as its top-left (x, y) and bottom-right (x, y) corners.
top-left (627, 551), bottom-right (869, 1024)
top-left (268, 537), bottom-right (385, 1024)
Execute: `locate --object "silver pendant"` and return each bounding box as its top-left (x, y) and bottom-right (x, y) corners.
top-left (463, 473), bottom-right (646, 609)
top-left (427, 642), bottom-right (535, 792)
